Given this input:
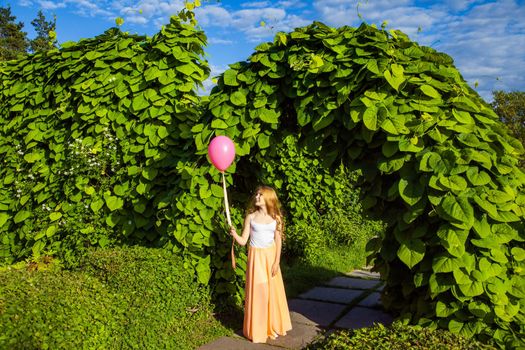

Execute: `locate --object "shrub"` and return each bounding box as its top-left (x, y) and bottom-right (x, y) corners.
top-left (306, 322), bottom-right (495, 350)
top-left (195, 21), bottom-right (525, 347)
top-left (0, 14), bottom-right (209, 268)
top-left (0, 245), bottom-right (227, 349)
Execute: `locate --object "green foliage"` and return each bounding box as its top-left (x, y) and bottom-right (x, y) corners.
top-left (192, 22), bottom-right (525, 348)
top-left (492, 90), bottom-right (525, 166)
top-left (282, 244), bottom-right (371, 299)
top-left (306, 321), bottom-right (494, 350)
top-left (29, 10), bottom-right (57, 53)
top-left (0, 246), bottom-right (228, 349)
top-left (0, 16), bottom-right (209, 269)
top-left (1, 12), bottom-right (524, 348)
top-left (272, 137), bottom-right (384, 264)
top-left (0, 6), bottom-right (28, 60)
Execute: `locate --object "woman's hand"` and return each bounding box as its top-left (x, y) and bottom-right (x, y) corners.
top-left (229, 226), bottom-right (237, 237)
top-left (271, 263), bottom-right (279, 277)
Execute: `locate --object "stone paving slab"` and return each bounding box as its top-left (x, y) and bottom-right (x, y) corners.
top-left (357, 292), bottom-right (382, 308)
top-left (346, 269), bottom-right (381, 280)
top-left (290, 311), bottom-right (317, 326)
top-left (334, 306), bottom-right (393, 329)
top-left (325, 276), bottom-right (382, 290)
top-left (288, 299), bottom-right (347, 327)
top-left (299, 287), bottom-right (364, 304)
top-left (197, 336), bottom-right (278, 350)
top-left (266, 322), bottom-right (321, 349)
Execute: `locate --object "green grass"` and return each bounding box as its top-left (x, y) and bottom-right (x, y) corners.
top-left (0, 246), bottom-right (231, 350)
top-left (282, 241), bottom-right (370, 298)
top-left (0, 236), bottom-right (370, 349)
top-left (305, 321), bottom-right (496, 350)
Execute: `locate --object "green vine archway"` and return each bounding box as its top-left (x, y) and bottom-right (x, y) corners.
top-left (191, 22), bottom-right (525, 348)
top-left (0, 13), bottom-right (523, 348)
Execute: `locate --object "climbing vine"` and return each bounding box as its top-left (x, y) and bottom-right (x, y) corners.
top-left (1, 10), bottom-right (523, 348)
top-left (191, 22), bottom-right (525, 348)
top-left (0, 15), bottom-right (209, 267)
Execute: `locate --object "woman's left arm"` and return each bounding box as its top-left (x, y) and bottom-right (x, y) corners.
top-left (271, 217), bottom-right (283, 277)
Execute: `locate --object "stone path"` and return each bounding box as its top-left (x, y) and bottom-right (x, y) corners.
top-left (198, 269), bottom-right (393, 350)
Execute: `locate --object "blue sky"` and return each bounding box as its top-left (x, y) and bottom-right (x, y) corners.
top-left (4, 0), bottom-right (525, 102)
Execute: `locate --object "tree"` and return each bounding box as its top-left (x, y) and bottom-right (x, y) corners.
top-left (0, 6), bottom-right (29, 61)
top-left (492, 90), bottom-right (525, 165)
top-left (30, 10), bottom-right (57, 53)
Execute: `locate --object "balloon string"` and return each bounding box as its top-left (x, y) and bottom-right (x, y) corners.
top-left (222, 172), bottom-right (231, 226)
top-left (222, 172), bottom-right (235, 269)
top-left (231, 240), bottom-right (236, 269)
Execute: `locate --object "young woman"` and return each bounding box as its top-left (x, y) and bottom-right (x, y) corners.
top-left (229, 186), bottom-right (292, 343)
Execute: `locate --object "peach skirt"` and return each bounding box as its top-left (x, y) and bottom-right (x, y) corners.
top-left (243, 243), bottom-right (292, 343)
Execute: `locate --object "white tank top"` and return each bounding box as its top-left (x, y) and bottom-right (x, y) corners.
top-left (249, 219), bottom-right (276, 248)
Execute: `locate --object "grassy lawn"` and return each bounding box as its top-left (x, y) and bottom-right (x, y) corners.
top-left (282, 242), bottom-right (369, 298)
top-left (0, 247), bottom-right (231, 350)
top-left (0, 240), bottom-right (368, 349)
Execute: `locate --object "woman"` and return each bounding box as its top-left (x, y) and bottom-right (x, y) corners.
top-left (229, 186), bottom-right (292, 343)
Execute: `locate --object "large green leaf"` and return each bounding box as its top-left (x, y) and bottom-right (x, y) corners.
top-left (398, 177), bottom-right (424, 206)
top-left (438, 175), bottom-right (467, 193)
top-left (397, 239), bottom-right (425, 268)
top-left (0, 213), bottom-right (10, 227)
top-left (466, 167), bottom-right (491, 186)
top-left (90, 199), bottom-right (104, 213)
top-left (384, 64), bottom-right (405, 91)
top-left (432, 253), bottom-right (457, 273)
top-left (363, 106), bottom-right (378, 131)
top-left (420, 84), bottom-right (441, 99)
top-left (230, 91), bottom-right (247, 106)
top-left (223, 69), bottom-right (239, 86)
top-left (14, 211), bottom-right (31, 224)
top-left (258, 108), bottom-right (279, 124)
top-left (104, 192), bottom-right (124, 211)
top-left (437, 195), bottom-right (474, 228)
top-left (195, 255), bottom-right (211, 284)
top-left (437, 225), bottom-right (468, 258)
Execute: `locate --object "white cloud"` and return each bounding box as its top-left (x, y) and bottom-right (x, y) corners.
top-left (312, 0), bottom-right (524, 102)
top-left (241, 1), bottom-right (271, 8)
top-left (116, 0), bottom-right (185, 26)
top-left (208, 37), bottom-right (235, 45)
top-left (195, 5), bottom-right (233, 27)
top-left (276, 0), bottom-right (307, 9)
top-left (66, 0), bottom-right (114, 17)
top-left (38, 0), bottom-right (67, 10)
top-left (195, 4), bottom-right (310, 42)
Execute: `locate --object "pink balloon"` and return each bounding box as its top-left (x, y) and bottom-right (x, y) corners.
top-left (208, 136), bottom-right (235, 172)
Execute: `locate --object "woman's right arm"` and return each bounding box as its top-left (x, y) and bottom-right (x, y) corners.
top-left (230, 214), bottom-right (251, 246)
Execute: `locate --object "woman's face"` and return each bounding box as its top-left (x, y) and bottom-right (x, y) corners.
top-left (255, 191), bottom-right (266, 209)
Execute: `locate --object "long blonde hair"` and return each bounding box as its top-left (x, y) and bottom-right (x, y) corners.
top-left (248, 186), bottom-right (285, 240)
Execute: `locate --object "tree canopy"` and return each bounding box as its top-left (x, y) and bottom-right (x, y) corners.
top-left (492, 90), bottom-right (525, 166)
top-left (0, 7), bottom-right (57, 61)
top-left (30, 10), bottom-right (57, 53)
top-left (0, 6), bottom-right (28, 60)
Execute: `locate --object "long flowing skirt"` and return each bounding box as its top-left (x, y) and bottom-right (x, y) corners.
top-left (243, 243), bottom-right (292, 343)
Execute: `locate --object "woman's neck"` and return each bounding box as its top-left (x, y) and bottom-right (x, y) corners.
top-left (256, 207), bottom-right (269, 216)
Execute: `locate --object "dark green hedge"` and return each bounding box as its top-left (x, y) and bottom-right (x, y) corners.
top-left (0, 15), bottom-right (209, 268)
top-left (0, 246), bottom-right (226, 349)
top-left (306, 322), bottom-right (495, 350)
top-left (193, 22), bottom-right (525, 348)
